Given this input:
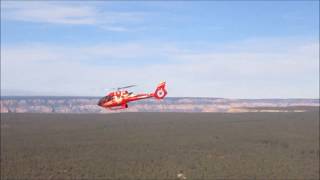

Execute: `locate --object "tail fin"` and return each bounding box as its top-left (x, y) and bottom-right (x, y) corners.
top-left (154, 81), bottom-right (167, 99)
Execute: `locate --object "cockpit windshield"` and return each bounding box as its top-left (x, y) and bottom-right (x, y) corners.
top-left (97, 95), bottom-right (112, 106)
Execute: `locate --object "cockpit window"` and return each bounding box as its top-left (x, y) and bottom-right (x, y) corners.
top-left (106, 95), bottom-right (112, 101)
top-left (98, 95), bottom-right (112, 105)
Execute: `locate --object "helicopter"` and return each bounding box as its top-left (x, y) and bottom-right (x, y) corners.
top-left (98, 81), bottom-right (167, 110)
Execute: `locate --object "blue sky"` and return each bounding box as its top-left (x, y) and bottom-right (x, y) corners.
top-left (1, 1), bottom-right (319, 98)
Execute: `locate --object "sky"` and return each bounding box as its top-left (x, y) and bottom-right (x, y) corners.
top-left (1, 1), bottom-right (319, 98)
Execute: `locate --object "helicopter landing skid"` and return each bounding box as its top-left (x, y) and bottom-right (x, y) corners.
top-left (109, 104), bottom-right (128, 110)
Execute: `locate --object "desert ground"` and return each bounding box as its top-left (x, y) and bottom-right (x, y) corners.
top-left (1, 112), bottom-right (319, 179)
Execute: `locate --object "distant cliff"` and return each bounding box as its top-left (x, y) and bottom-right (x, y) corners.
top-left (1, 96), bottom-right (319, 113)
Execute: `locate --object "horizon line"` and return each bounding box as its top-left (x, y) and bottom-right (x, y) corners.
top-left (1, 95), bottom-right (319, 100)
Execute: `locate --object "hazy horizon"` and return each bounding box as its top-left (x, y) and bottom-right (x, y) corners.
top-left (1, 89), bottom-right (320, 100)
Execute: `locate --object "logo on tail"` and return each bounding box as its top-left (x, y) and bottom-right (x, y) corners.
top-left (154, 81), bottom-right (167, 99)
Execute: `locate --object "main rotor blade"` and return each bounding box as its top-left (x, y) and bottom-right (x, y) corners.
top-left (117, 85), bottom-right (136, 90)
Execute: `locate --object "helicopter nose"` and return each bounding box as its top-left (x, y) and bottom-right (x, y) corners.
top-left (97, 99), bottom-right (104, 106)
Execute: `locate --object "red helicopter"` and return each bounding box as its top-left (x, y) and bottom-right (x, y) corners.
top-left (98, 81), bottom-right (167, 110)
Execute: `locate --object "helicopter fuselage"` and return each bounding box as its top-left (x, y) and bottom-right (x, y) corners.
top-left (98, 82), bottom-right (167, 110)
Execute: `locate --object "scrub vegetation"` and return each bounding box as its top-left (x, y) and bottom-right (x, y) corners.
top-left (1, 112), bottom-right (319, 179)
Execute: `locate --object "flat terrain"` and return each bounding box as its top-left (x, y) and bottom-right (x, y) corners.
top-left (1, 112), bottom-right (319, 179)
